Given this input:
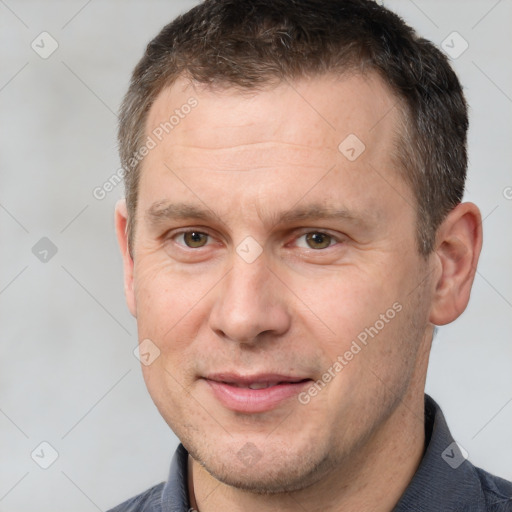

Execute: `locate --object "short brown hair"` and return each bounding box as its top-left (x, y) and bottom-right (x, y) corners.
top-left (118, 0), bottom-right (468, 256)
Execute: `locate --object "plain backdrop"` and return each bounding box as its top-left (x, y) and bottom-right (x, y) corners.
top-left (1, 1), bottom-right (511, 510)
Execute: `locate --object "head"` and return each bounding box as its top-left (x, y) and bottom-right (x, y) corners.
top-left (115, 0), bottom-right (482, 494)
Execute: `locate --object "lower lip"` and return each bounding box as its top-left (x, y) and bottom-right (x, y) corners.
top-left (204, 379), bottom-right (311, 413)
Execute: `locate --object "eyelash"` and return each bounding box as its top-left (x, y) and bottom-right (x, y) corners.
top-left (169, 229), bottom-right (342, 250)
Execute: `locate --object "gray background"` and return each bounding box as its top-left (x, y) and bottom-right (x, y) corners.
top-left (1, 0), bottom-right (511, 510)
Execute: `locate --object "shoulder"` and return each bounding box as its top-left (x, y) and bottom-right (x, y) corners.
top-left (107, 482), bottom-right (165, 512)
top-left (473, 466), bottom-right (512, 511)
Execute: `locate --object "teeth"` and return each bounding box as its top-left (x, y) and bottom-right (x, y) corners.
top-left (228, 382), bottom-right (278, 389)
top-left (222, 381), bottom-right (292, 389)
top-left (248, 382), bottom-right (278, 390)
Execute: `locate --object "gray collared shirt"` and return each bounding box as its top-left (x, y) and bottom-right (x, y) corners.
top-left (108, 395), bottom-right (512, 511)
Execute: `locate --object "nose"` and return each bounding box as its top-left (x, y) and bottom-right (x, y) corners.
top-left (208, 255), bottom-right (291, 345)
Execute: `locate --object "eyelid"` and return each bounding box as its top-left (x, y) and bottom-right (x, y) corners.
top-left (168, 228), bottom-right (215, 248)
top-left (289, 229), bottom-right (344, 247)
top-left (166, 227), bottom-right (344, 249)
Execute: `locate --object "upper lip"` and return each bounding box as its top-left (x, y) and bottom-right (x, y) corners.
top-left (204, 373), bottom-right (311, 385)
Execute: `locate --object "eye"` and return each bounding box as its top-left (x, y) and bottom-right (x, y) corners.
top-left (174, 230), bottom-right (210, 248)
top-left (296, 232), bottom-right (337, 250)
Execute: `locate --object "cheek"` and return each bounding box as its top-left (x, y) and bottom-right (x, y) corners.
top-left (133, 259), bottom-right (207, 418)
top-left (133, 256), bottom-right (206, 333)
top-left (297, 261), bottom-right (426, 413)
top-left (132, 256), bottom-right (227, 380)
top-left (293, 265), bottom-right (404, 355)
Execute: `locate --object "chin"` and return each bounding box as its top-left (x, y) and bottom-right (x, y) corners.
top-left (185, 434), bottom-right (335, 495)
top-left (211, 470), bottom-right (324, 495)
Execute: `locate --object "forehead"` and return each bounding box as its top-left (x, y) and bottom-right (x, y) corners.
top-left (138, 72), bottom-right (411, 229)
top-left (145, 72), bottom-right (402, 162)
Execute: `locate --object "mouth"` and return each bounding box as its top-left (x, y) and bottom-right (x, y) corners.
top-left (229, 381), bottom-right (304, 389)
top-left (202, 373), bottom-right (312, 413)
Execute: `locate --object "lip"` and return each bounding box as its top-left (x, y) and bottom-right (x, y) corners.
top-left (203, 373), bottom-right (312, 413)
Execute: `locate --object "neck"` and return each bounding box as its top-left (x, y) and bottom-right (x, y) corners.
top-left (188, 388), bottom-right (426, 512)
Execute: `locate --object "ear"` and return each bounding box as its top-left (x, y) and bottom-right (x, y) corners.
top-left (429, 202), bottom-right (483, 325)
top-left (115, 199), bottom-right (137, 317)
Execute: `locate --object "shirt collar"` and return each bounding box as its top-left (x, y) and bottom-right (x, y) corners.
top-left (161, 442), bottom-right (191, 512)
top-left (393, 394), bottom-right (485, 511)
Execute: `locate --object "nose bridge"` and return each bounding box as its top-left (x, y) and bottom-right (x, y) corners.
top-left (209, 252), bottom-right (290, 343)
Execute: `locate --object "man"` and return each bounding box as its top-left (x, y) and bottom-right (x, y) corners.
top-left (110, 0), bottom-right (512, 510)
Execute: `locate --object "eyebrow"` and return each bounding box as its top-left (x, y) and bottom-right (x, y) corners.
top-left (145, 201), bottom-right (372, 230)
top-left (146, 202), bottom-right (216, 224)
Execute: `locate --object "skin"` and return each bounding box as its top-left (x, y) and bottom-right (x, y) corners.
top-left (115, 73), bottom-right (482, 511)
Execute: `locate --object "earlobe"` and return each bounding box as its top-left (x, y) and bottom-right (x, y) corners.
top-left (429, 202), bottom-right (483, 326)
top-left (115, 199), bottom-right (137, 317)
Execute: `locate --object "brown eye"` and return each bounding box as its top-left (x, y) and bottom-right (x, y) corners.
top-left (305, 232), bottom-right (333, 249)
top-left (181, 231), bottom-right (209, 248)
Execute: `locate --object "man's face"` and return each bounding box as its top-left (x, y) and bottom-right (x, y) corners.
top-left (119, 73), bottom-right (436, 492)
